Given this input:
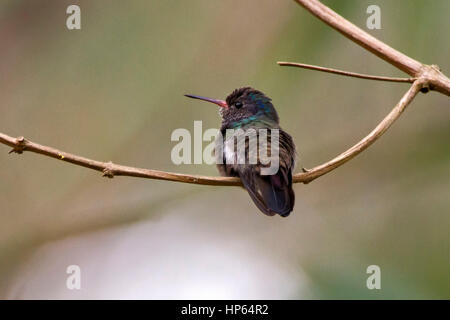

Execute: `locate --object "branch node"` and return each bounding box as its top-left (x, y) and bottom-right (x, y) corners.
top-left (102, 161), bottom-right (115, 178)
top-left (431, 64), bottom-right (441, 72)
top-left (8, 136), bottom-right (26, 154)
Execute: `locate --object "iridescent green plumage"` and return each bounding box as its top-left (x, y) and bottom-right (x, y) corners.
top-left (186, 87), bottom-right (296, 217)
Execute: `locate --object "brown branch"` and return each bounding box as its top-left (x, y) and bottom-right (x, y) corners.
top-left (0, 0), bottom-right (447, 187)
top-left (293, 0), bottom-right (450, 96)
top-left (0, 80), bottom-right (423, 186)
top-left (0, 133), bottom-right (241, 186)
top-left (277, 62), bottom-right (415, 83)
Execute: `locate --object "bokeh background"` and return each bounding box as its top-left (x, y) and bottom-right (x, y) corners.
top-left (0, 0), bottom-right (449, 299)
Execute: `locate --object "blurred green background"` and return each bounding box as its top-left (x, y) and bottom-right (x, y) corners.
top-left (0, 0), bottom-right (449, 299)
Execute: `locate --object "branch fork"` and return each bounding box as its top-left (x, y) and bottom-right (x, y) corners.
top-left (102, 162), bottom-right (115, 178)
top-left (8, 136), bottom-right (26, 154)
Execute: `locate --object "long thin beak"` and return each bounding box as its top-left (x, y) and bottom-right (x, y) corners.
top-left (184, 94), bottom-right (228, 108)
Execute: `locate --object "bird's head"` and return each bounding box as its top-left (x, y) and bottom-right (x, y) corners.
top-left (185, 87), bottom-right (279, 128)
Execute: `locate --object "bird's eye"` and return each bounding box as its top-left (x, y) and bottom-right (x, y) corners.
top-left (235, 102), bottom-right (243, 109)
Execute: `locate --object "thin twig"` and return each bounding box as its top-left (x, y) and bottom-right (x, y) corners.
top-left (277, 62), bottom-right (415, 83)
top-left (0, 133), bottom-right (241, 186)
top-left (0, 81), bottom-right (423, 186)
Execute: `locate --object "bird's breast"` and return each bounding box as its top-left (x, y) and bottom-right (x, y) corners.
top-left (218, 128), bottom-right (261, 166)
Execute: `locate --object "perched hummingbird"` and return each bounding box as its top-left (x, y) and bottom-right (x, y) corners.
top-left (185, 87), bottom-right (296, 217)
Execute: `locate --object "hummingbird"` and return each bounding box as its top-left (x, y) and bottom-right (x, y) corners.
top-left (185, 87), bottom-right (296, 217)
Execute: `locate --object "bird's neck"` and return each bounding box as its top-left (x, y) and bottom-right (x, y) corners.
top-left (222, 115), bottom-right (277, 131)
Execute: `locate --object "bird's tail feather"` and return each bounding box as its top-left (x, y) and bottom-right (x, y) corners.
top-left (240, 168), bottom-right (295, 217)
